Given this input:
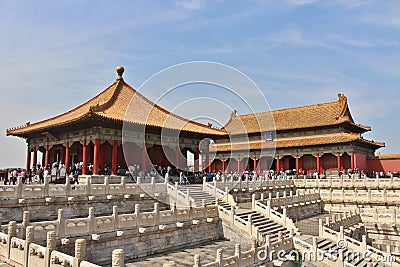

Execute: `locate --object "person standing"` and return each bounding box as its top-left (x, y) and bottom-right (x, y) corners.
top-left (44, 168), bottom-right (49, 183)
top-left (179, 171), bottom-right (185, 185)
top-left (12, 169), bottom-right (17, 185)
top-left (4, 169), bottom-right (9, 185)
top-left (73, 171), bottom-right (79, 184)
top-left (38, 168), bottom-right (44, 184)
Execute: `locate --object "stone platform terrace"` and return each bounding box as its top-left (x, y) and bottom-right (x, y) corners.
top-left (125, 240), bottom-right (251, 267)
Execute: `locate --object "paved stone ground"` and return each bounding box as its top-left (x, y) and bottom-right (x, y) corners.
top-left (125, 239), bottom-right (251, 267)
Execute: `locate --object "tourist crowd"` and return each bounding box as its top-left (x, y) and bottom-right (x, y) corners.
top-left (0, 163), bottom-right (398, 186)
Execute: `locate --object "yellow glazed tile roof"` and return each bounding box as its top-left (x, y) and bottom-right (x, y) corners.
top-left (224, 94), bottom-right (370, 134)
top-left (368, 154), bottom-right (400, 160)
top-left (210, 132), bottom-right (384, 152)
top-left (7, 79), bottom-right (226, 136)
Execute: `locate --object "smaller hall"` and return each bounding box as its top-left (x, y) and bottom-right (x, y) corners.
top-left (210, 93), bottom-right (385, 176)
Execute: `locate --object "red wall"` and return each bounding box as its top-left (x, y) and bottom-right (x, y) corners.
top-left (302, 155), bottom-right (316, 170)
top-left (355, 153), bottom-right (367, 171)
top-left (321, 154), bottom-right (336, 170)
top-left (367, 159), bottom-right (400, 172)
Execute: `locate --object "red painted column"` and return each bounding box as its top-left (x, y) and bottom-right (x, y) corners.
top-left (82, 140), bottom-right (87, 175)
top-left (112, 140), bottom-right (118, 175)
top-left (32, 147), bottom-right (37, 170)
top-left (142, 144), bottom-right (147, 174)
top-left (175, 146), bottom-right (179, 170)
top-left (41, 153), bottom-right (45, 168)
top-left (65, 143), bottom-right (70, 174)
top-left (93, 138), bottom-right (100, 175)
top-left (131, 142), bottom-right (136, 166)
top-left (296, 155), bottom-right (299, 173)
top-left (45, 145), bottom-right (49, 169)
top-left (26, 147), bottom-right (31, 171)
top-left (194, 149), bottom-right (200, 172)
top-left (276, 156), bottom-right (280, 174)
top-left (337, 152), bottom-right (341, 173)
top-left (351, 151), bottom-right (355, 170)
top-left (206, 151), bottom-right (210, 173)
top-left (253, 157), bottom-right (257, 172)
top-left (316, 153), bottom-right (320, 173)
top-left (237, 158), bottom-right (241, 173)
top-left (222, 160), bottom-right (225, 173)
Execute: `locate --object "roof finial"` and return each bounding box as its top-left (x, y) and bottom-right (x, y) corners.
top-left (337, 93), bottom-right (346, 102)
top-left (116, 66), bottom-right (124, 81)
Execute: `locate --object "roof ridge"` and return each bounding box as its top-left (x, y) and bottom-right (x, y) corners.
top-left (236, 99), bottom-right (339, 118)
top-left (90, 80), bottom-right (124, 113)
top-left (120, 82), bottom-right (226, 133)
top-left (7, 81), bottom-right (119, 135)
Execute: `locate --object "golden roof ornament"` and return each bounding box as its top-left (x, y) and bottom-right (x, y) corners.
top-left (337, 93), bottom-right (347, 102)
top-left (116, 66), bottom-right (124, 81)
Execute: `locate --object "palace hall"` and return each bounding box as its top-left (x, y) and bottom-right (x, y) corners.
top-left (6, 67), bottom-right (386, 175)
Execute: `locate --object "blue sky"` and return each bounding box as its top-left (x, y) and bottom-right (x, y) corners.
top-left (0, 0), bottom-right (399, 168)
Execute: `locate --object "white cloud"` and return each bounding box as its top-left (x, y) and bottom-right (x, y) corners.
top-left (334, 0), bottom-right (400, 28)
top-left (270, 28), bottom-right (312, 45)
top-left (362, 14), bottom-right (400, 28)
top-left (285, 0), bottom-right (320, 6)
top-left (332, 0), bottom-right (376, 8)
top-left (175, 0), bottom-right (207, 11)
top-left (269, 27), bottom-right (340, 50)
top-left (327, 34), bottom-right (400, 48)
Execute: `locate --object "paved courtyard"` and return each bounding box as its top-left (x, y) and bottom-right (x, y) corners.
top-left (125, 239), bottom-right (251, 267)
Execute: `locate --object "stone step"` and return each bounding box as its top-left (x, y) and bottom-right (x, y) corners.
top-left (346, 256), bottom-right (368, 266)
top-left (236, 211), bottom-right (257, 218)
top-left (194, 198), bottom-right (215, 202)
top-left (258, 225), bottom-right (286, 233)
top-left (317, 239), bottom-right (337, 251)
top-left (255, 220), bottom-right (282, 228)
top-left (233, 209), bottom-right (291, 243)
top-left (263, 230), bottom-right (290, 239)
top-left (189, 193), bottom-right (211, 196)
top-left (252, 217), bottom-right (273, 224)
top-left (251, 217), bottom-right (274, 224)
top-left (192, 194), bottom-right (211, 197)
top-left (193, 197), bottom-right (215, 200)
top-left (313, 238), bottom-right (386, 267)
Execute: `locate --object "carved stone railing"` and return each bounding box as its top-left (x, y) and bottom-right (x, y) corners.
top-left (312, 187), bottom-right (400, 205)
top-left (262, 191), bottom-right (321, 208)
top-left (190, 239), bottom-right (290, 267)
top-left (217, 203), bottom-right (293, 249)
top-left (0, 204), bottom-right (219, 243)
top-left (294, 176), bottom-right (400, 189)
top-left (205, 176), bottom-right (294, 192)
top-left (0, 222), bottom-right (124, 267)
top-left (293, 234), bottom-right (399, 267)
top-left (0, 176), bottom-right (168, 201)
top-left (293, 236), bottom-right (355, 267)
top-left (252, 199), bottom-right (298, 233)
top-left (203, 181), bottom-right (237, 207)
top-left (166, 182), bottom-right (196, 207)
top-left (359, 207), bottom-right (400, 226)
top-left (315, 224), bottom-right (400, 267)
top-left (320, 211), bottom-right (362, 232)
